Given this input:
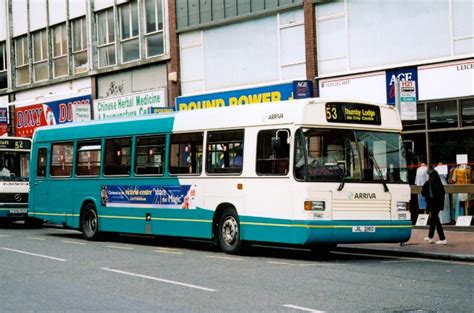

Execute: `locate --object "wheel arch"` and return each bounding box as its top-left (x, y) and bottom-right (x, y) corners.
top-left (212, 202), bottom-right (238, 241)
top-left (79, 198), bottom-right (99, 230)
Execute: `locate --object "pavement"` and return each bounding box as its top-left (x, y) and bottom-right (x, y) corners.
top-left (337, 226), bottom-right (474, 262)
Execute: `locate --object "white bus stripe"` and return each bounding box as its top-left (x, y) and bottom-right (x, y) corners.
top-left (1, 247), bottom-right (68, 262)
top-left (283, 304), bottom-right (326, 313)
top-left (102, 268), bottom-right (217, 292)
top-left (0, 234), bottom-right (11, 237)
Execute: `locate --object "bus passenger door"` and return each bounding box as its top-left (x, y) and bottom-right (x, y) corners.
top-left (31, 147), bottom-right (50, 217)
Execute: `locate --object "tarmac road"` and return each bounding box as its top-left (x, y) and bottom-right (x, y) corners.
top-left (1, 223), bottom-right (473, 312)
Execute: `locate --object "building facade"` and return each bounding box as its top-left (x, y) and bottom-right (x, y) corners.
top-left (0, 0), bottom-right (174, 137)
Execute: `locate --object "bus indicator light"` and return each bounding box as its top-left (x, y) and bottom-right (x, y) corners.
top-left (237, 183), bottom-right (243, 190)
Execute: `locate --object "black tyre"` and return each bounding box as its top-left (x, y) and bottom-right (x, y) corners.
top-left (81, 203), bottom-right (100, 240)
top-left (218, 208), bottom-right (241, 254)
top-left (310, 243), bottom-right (337, 256)
top-left (24, 217), bottom-right (44, 229)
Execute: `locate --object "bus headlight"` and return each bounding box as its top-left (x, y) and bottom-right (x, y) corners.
top-left (396, 201), bottom-right (408, 211)
top-left (304, 201), bottom-right (325, 211)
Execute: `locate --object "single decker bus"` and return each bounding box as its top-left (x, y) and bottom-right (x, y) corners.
top-left (28, 98), bottom-right (411, 254)
top-left (0, 137), bottom-right (31, 223)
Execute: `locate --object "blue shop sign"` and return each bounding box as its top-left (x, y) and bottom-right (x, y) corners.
top-left (385, 67), bottom-right (418, 105)
top-left (175, 81), bottom-right (313, 111)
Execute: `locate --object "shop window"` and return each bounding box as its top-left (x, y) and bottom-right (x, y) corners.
top-left (401, 133), bottom-right (426, 185)
top-left (104, 138), bottom-right (131, 176)
top-left (52, 23), bottom-right (68, 78)
top-left (462, 98), bottom-right (474, 127)
top-left (256, 129), bottom-right (290, 175)
top-left (76, 141), bottom-right (101, 176)
top-left (120, 2), bottom-right (140, 62)
top-left (206, 130), bottom-right (244, 175)
top-left (169, 132), bottom-right (203, 175)
top-left (430, 130), bottom-right (474, 167)
top-left (32, 29), bottom-right (49, 82)
top-left (145, 0), bottom-right (164, 57)
top-left (71, 17), bottom-right (88, 74)
top-left (402, 102), bottom-right (426, 131)
top-left (0, 41), bottom-right (6, 89)
top-left (428, 100), bottom-right (458, 129)
top-left (135, 135), bottom-right (165, 175)
top-left (15, 36), bottom-right (29, 86)
top-left (97, 9), bottom-right (116, 68)
top-left (51, 143), bottom-right (73, 177)
top-left (37, 148), bottom-right (47, 177)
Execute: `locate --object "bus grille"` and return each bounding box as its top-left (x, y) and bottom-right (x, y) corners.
top-left (332, 199), bottom-right (391, 211)
top-left (0, 193), bottom-right (29, 204)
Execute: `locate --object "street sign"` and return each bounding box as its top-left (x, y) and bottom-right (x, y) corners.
top-left (399, 80), bottom-right (417, 120)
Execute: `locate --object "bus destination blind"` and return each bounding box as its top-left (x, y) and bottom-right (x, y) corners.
top-left (0, 139), bottom-right (31, 150)
top-left (325, 103), bottom-right (382, 125)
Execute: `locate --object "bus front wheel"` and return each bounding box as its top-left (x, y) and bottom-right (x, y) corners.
top-left (218, 208), bottom-right (241, 254)
top-left (81, 203), bottom-right (100, 240)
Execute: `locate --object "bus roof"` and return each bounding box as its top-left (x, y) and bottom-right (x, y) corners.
top-left (32, 98), bottom-right (402, 143)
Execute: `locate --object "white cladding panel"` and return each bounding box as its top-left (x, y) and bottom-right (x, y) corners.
top-left (418, 59), bottom-right (474, 101)
top-left (69, 0), bottom-right (87, 19)
top-left (94, 0), bottom-right (114, 11)
top-left (30, 0), bottom-right (47, 31)
top-left (49, 0), bottom-right (67, 25)
top-left (318, 72), bottom-right (387, 104)
top-left (12, 0), bottom-right (28, 36)
top-left (14, 78), bottom-right (92, 105)
top-left (203, 16), bottom-right (280, 91)
top-left (0, 0), bottom-right (6, 40)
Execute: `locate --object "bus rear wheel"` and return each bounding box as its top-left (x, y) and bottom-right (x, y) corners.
top-left (81, 203), bottom-right (100, 240)
top-left (218, 209), bottom-right (241, 254)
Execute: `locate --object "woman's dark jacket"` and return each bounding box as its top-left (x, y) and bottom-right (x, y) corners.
top-left (421, 180), bottom-right (445, 212)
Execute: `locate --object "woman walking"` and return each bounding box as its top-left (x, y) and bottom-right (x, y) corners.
top-left (422, 169), bottom-right (447, 245)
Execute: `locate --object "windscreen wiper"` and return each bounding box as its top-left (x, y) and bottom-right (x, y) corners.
top-left (369, 153), bottom-right (389, 192)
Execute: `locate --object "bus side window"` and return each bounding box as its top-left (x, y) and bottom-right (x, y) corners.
top-left (76, 141), bottom-right (101, 177)
top-left (256, 129), bottom-right (290, 176)
top-left (135, 135), bottom-right (165, 175)
top-left (37, 148), bottom-right (47, 177)
top-left (206, 130), bottom-right (244, 174)
top-left (169, 133), bottom-right (203, 175)
top-left (51, 143), bottom-right (73, 177)
top-left (104, 138), bottom-right (132, 176)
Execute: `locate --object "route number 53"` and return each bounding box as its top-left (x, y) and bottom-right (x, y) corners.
top-left (326, 106), bottom-right (337, 120)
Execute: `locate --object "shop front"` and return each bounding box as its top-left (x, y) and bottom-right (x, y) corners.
top-left (318, 58), bottom-right (474, 225)
top-left (13, 94), bottom-right (92, 138)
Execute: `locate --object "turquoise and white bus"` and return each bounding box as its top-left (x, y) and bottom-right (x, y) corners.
top-left (0, 137), bottom-right (31, 223)
top-left (28, 98), bottom-right (411, 253)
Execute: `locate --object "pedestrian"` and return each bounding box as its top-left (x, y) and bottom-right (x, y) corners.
top-left (422, 168), bottom-right (447, 245)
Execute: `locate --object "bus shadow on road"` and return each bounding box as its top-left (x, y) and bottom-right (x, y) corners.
top-left (40, 224), bottom-right (387, 262)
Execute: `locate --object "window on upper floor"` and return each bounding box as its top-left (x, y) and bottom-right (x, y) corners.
top-left (144, 0), bottom-right (164, 57)
top-left (15, 36), bottom-right (29, 86)
top-left (97, 8), bottom-right (116, 68)
top-left (71, 17), bottom-right (89, 74)
top-left (32, 29), bottom-right (49, 82)
top-left (52, 23), bottom-right (68, 78)
top-left (0, 42), bottom-right (7, 89)
top-left (120, 1), bottom-right (140, 63)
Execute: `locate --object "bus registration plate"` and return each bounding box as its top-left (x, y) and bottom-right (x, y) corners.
top-left (352, 226), bottom-right (375, 233)
top-left (10, 209), bottom-right (27, 214)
